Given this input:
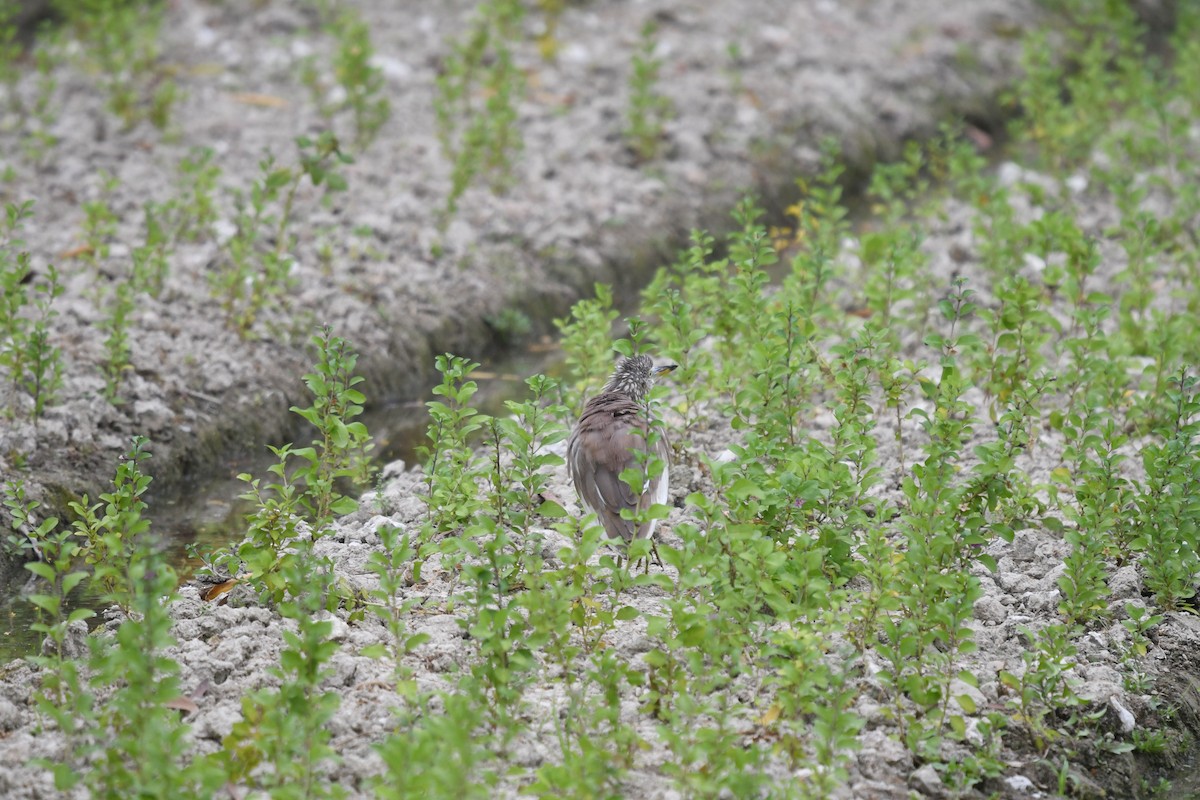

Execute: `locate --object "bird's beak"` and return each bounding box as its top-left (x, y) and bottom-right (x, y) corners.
top-left (653, 364), bottom-right (679, 376)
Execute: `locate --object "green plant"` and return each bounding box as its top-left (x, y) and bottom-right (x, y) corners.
top-left (554, 282), bottom-right (620, 417)
top-left (129, 204), bottom-right (171, 298)
top-left (976, 274), bottom-right (1059, 416)
top-left (22, 34), bottom-right (62, 164)
top-left (100, 279), bottom-right (134, 404)
top-left (446, 508), bottom-right (536, 735)
top-left (1, 201), bottom-right (66, 420)
top-left (625, 21), bottom-right (673, 162)
top-left (1120, 603), bottom-right (1163, 664)
top-left (70, 436), bottom-right (153, 611)
top-left (641, 289), bottom-right (710, 438)
top-left (361, 524), bottom-right (430, 696)
top-left (418, 354), bottom-right (488, 534)
top-left (220, 555), bottom-right (343, 798)
top-left (434, 0), bottom-right (526, 224)
top-left (330, 10), bottom-right (390, 150)
top-left (792, 140), bottom-right (851, 263)
top-left (1129, 369), bottom-right (1200, 609)
top-left (289, 327), bottom-right (375, 532)
top-left (301, 5), bottom-right (392, 151)
top-left (174, 147), bottom-right (222, 242)
top-left (1132, 728), bottom-right (1169, 755)
top-left (81, 518), bottom-right (220, 797)
top-left (4, 479), bottom-right (39, 557)
top-left (13, 482), bottom-right (92, 660)
top-left (80, 169), bottom-right (120, 266)
top-left (214, 133), bottom-right (351, 335)
top-left (483, 307), bottom-right (532, 346)
top-left (1000, 624), bottom-right (1085, 753)
top-left (374, 693), bottom-right (497, 800)
top-left (210, 329), bottom-right (373, 603)
top-left (29, 438), bottom-right (223, 795)
top-left (1052, 401), bottom-right (1128, 625)
top-left (0, 4), bottom-right (20, 113)
top-left (60, 0), bottom-right (179, 130)
top-left (492, 373), bottom-right (570, 537)
top-left (18, 267), bottom-right (63, 421)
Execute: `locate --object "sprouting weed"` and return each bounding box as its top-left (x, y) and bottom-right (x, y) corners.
top-left (434, 0), bottom-right (527, 226)
top-left (625, 21), bottom-right (673, 162)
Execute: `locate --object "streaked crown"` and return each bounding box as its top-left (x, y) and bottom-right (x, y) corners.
top-left (603, 354), bottom-right (672, 400)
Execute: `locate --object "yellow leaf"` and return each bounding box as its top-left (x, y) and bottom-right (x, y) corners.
top-left (757, 704), bottom-right (781, 726)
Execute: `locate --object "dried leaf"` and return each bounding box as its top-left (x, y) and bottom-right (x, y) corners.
top-left (163, 696), bottom-right (200, 715)
top-left (231, 92), bottom-right (289, 108)
top-left (757, 704), bottom-right (781, 726)
top-left (202, 579), bottom-right (238, 602)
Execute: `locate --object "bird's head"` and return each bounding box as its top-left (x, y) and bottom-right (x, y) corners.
top-left (605, 354), bottom-right (677, 400)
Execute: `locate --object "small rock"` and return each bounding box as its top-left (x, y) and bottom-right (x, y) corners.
top-left (371, 55), bottom-right (412, 82)
top-left (133, 398), bottom-right (173, 433)
top-left (996, 161), bottom-right (1024, 187)
top-left (0, 694), bottom-right (22, 732)
top-left (203, 364), bottom-right (235, 393)
top-left (1021, 589), bottom-right (1060, 613)
top-left (973, 596), bottom-right (1006, 625)
top-left (560, 42), bottom-right (590, 65)
top-left (380, 460), bottom-right (408, 481)
top-left (949, 678), bottom-right (986, 712)
top-left (996, 570), bottom-right (1035, 593)
top-left (213, 218), bottom-right (238, 244)
top-left (1022, 252), bottom-right (1046, 275)
top-left (1109, 565), bottom-right (1141, 599)
top-left (909, 763), bottom-right (943, 797)
top-left (1009, 532), bottom-right (1040, 561)
top-left (1004, 774), bottom-right (1036, 794)
top-left (322, 612), bottom-right (350, 642)
top-left (1109, 696), bottom-right (1136, 734)
top-left (43, 619), bottom-right (89, 660)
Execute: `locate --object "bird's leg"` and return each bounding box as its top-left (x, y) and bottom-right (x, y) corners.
top-left (651, 540), bottom-right (663, 569)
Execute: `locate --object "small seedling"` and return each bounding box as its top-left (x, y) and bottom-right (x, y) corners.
top-left (625, 21), bottom-right (673, 162)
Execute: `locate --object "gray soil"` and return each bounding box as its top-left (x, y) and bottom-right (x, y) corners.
top-left (2, 1), bottom-right (1197, 798)
top-left (0, 0), bottom-right (1035, 510)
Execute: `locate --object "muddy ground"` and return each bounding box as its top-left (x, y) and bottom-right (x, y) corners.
top-left (2, 0), bottom-right (1196, 798)
top-left (0, 0), bottom-right (1039, 512)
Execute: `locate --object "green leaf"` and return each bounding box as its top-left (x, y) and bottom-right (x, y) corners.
top-left (25, 562), bottom-right (54, 581)
top-left (405, 633), bottom-right (432, 650)
top-left (62, 571), bottom-right (88, 594)
top-left (330, 496), bottom-right (358, 516)
top-left (537, 500), bottom-right (568, 518)
top-left (727, 477), bottom-right (764, 500)
top-left (643, 648), bottom-right (668, 668)
top-left (68, 608), bottom-right (96, 624)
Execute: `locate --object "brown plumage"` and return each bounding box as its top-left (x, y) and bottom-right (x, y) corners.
top-left (567, 355), bottom-right (676, 545)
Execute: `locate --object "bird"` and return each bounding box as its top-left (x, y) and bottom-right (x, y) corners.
top-left (567, 354), bottom-right (677, 553)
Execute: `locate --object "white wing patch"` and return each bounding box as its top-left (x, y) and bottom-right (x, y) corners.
top-left (647, 460), bottom-right (669, 538)
top-left (654, 461), bottom-right (669, 505)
